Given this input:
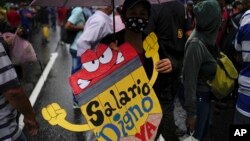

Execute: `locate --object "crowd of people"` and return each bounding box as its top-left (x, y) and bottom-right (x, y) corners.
top-left (1, 0), bottom-right (250, 140)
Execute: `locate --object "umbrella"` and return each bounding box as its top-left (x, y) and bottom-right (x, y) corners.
top-left (29, 0), bottom-right (164, 35)
top-left (30, 0), bottom-right (124, 7)
top-left (149, 0), bottom-right (176, 4)
top-left (30, 0), bottom-right (125, 36)
top-left (30, 0), bottom-right (174, 7)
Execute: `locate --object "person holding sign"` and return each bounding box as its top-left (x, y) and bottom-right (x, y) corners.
top-left (41, 0), bottom-right (163, 140)
top-left (101, 0), bottom-right (150, 53)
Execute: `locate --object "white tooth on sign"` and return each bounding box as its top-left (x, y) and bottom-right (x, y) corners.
top-left (116, 51), bottom-right (124, 64)
top-left (77, 79), bottom-right (90, 89)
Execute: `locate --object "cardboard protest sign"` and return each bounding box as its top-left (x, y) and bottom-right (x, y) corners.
top-left (42, 32), bottom-right (162, 141)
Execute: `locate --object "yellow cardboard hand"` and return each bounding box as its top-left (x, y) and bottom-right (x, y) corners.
top-left (42, 103), bottom-right (91, 132)
top-left (143, 32), bottom-right (160, 86)
top-left (42, 103), bottom-right (66, 126)
top-left (143, 32), bottom-right (159, 58)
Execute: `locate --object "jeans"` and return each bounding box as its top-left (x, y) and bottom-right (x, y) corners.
top-left (70, 49), bottom-right (82, 74)
top-left (193, 91), bottom-right (211, 141)
top-left (234, 109), bottom-right (250, 124)
top-left (70, 49), bottom-right (81, 103)
top-left (15, 132), bottom-right (27, 141)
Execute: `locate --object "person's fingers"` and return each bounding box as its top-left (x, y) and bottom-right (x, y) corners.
top-left (109, 40), bottom-right (119, 50)
top-left (29, 128), bottom-right (37, 136)
top-left (186, 117), bottom-right (196, 131)
top-left (24, 120), bottom-right (38, 136)
top-left (156, 64), bottom-right (171, 72)
top-left (155, 59), bottom-right (172, 73)
top-left (3, 35), bottom-right (14, 45)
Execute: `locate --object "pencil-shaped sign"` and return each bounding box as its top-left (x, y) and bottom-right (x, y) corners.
top-left (42, 32), bottom-right (162, 141)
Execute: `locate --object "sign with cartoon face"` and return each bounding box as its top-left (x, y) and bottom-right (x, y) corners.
top-left (42, 33), bottom-right (162, 141)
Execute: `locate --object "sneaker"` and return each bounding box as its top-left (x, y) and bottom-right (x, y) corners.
top-left (73, 102), bottom-right (80, 109)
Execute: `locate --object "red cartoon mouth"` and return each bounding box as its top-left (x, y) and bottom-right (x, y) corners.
top-left (116, 51), bottom-right (124, 64)
top-left (77, 79), bottom-right (90, 89)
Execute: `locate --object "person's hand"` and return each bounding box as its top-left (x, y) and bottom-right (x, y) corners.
top-left (3, 34), bottom-right (14, 46)
top-left (186, 116), bottom-right (196, 132)
top-left (23, 115), bottom-right (39, 136)
top-left (16, 27), bottom-right (24, 36)
top-left (155, 58), bottom-right (173, 73)
top-left (109, 40), bottom-right (119, 51)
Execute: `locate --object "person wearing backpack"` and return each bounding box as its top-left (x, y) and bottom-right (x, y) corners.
top-left (234, 0), bottom-right (250, 125)
top-left (182, 0), bottom-right (221, 140)
top-left (64, 7), bottom-right (86, 109)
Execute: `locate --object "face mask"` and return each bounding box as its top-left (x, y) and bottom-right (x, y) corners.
top-left (124, 17), bottom-right (149, 32)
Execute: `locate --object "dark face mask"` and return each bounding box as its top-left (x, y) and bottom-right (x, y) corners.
top-left (124, 17), bottom-right (149, 32)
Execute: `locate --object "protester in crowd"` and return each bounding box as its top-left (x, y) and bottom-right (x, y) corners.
top-left (57, 6), bottom-right (69, 26)
top-left (182, 0), bottom-right (221, 140)
top-left (144, 0), bottom-right (186, 140)
top-left (101, 0), bottom-right (150, 54)
top-left (216, 0), bottom-right (230, 49)
top-left (82, 7), bottom-right (93, 20)
top-left (185, 0), bottom-right (195, 38)
top-left (0, 5), bottom-right (7, 19)
top-left (57, 6), bottom-right (69, 46)
top-left (19, 3), bottom-right (34, 41)
top-left (49, 7), bottom-right (57, 31)
top-left (0, 33), bottom-right (39, 141)
top-left (0, 12), bottom-right (16, 33)
top-left (234, 0), bottom-right (250, 125)
top-left (6, 5), bottom-right (21, 29)
top-left (232, 0), bottom-right (243, 15)
top-left (76, 6), bottom-right (113, 56)
top-left (64, 7), bottom-right (86, 109)
top-left (220, 0), bottom-right (246, 104)
top-left (0, 14), bottom-right (25, 80)
top-left (114, 6), bottom-right (125, 32)
top-left (39, 7), bottom-right (50, 44)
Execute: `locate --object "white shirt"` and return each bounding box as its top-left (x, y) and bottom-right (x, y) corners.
top-left (76, 10), bottom-right (113, 56)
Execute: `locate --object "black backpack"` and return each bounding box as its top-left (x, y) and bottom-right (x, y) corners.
top-left (60, 8), bottom-right (77, 44)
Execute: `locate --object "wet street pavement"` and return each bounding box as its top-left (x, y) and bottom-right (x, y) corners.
top-left (20, 26), bottom-right (91, 141)
top-left (174, 98), bottom-right (235, 141)
top-left (20, 26), bottom-right (236, 141)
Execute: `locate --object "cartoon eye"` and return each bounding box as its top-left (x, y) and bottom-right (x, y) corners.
top-left (82, 59), bottom-right (99, 72)
top-left (99, 47), bottom-right (113, 64)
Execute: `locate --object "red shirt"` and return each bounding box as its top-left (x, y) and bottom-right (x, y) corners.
top-left (57, 7), bottom-right (69, 25)
top-left (216, 7), bottom-right (229, 48)
top-left (6, 9), bottom-right (21, 28)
